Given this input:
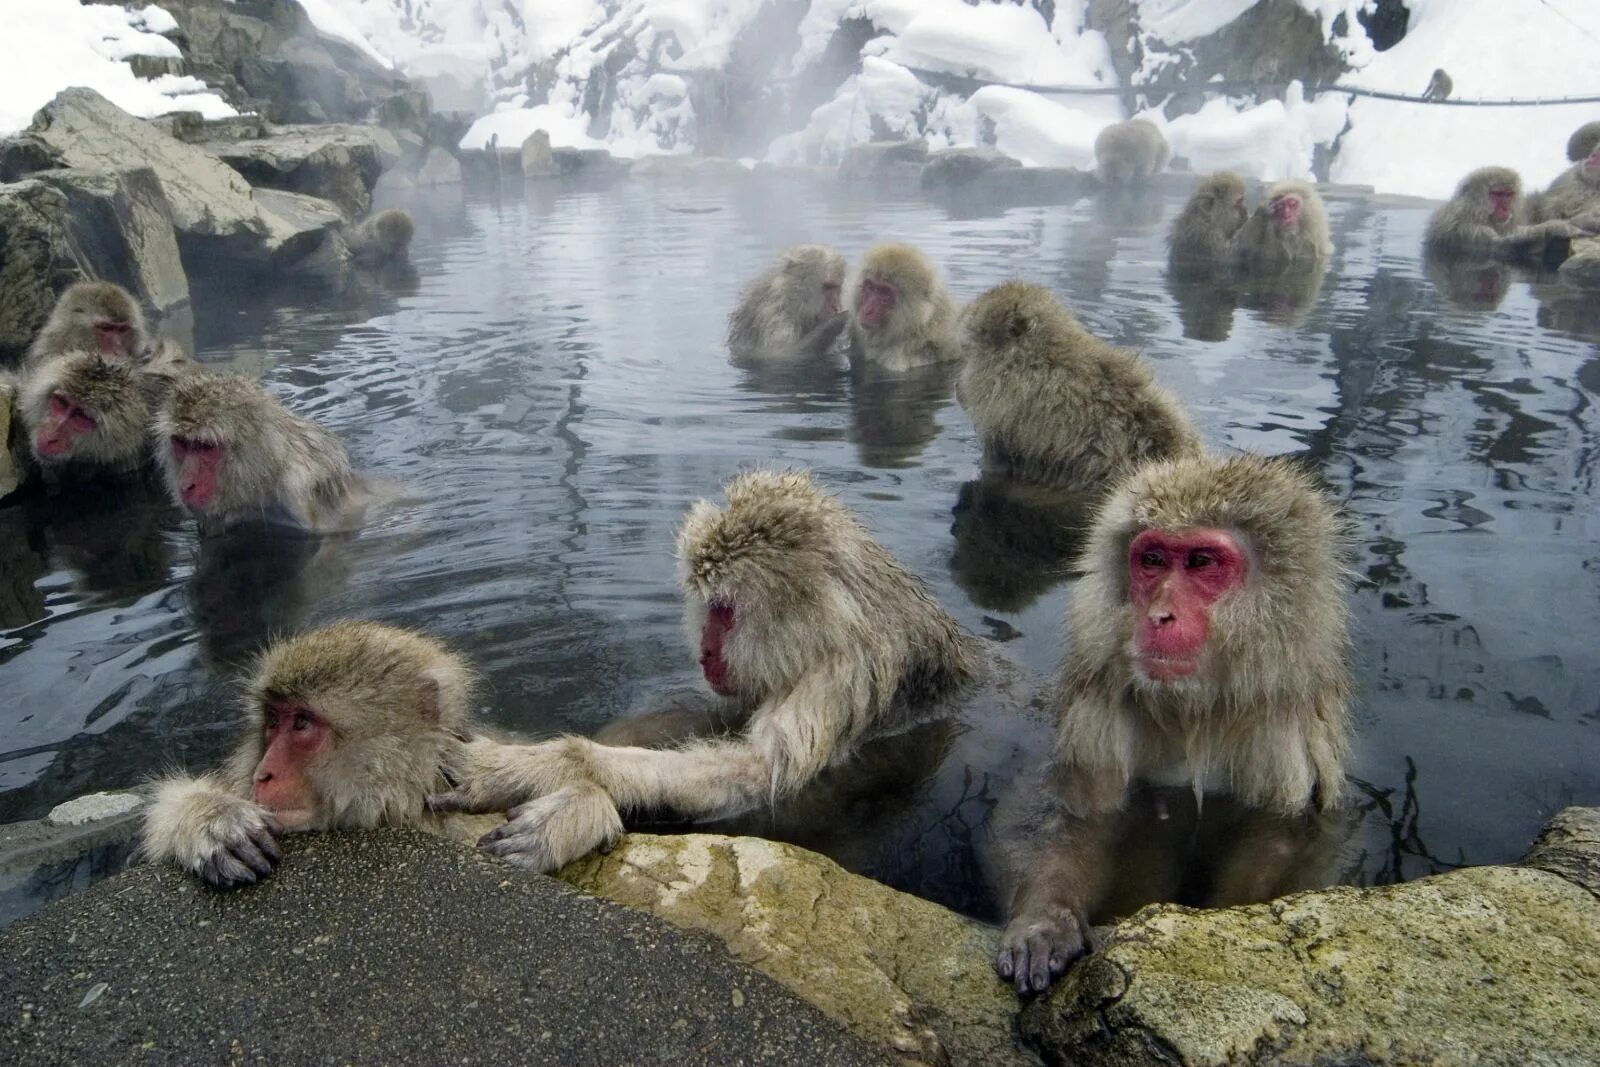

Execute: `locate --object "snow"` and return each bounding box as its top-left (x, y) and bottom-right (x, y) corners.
top-left (293, 0), bottom-right (395, 69)
top-left (1139, 0), bottom-right (1258, 43)
top-left (459, 104), bottom-right (609, 153)
top-left (966, 87), bottom-right (1111, 169)
top-left (1167, 82), bottom-right (1349, 182)
top-left (870, 1), bottom-right (1095, 87)
top-left (0, 0), bottom-right (236, 136)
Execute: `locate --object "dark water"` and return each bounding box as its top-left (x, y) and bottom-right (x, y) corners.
top-left (3, 176), bottom-right (1598, 922)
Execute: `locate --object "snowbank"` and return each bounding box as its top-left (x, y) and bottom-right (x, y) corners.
top-left (1167, 83), bottom-right (1348, 182)
top-left (0, 0), bottom-right (236, 136)
top-left (459, 104), bottom-right (610, 152)
top-left (293, 0), bottom-right (395, 69)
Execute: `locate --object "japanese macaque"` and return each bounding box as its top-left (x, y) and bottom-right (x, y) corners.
top-left (153, 373), bottom-right (364, 534)
top-left (847, 243), bottom-right (962, 371)
top-left (1425, 166), bottom-right (1585, 262)
top-left (993, 453), bottom-right (1353, 994)
top-left (1167, 172), bottom-right (1250, 276)
top-left (1567, 121), bottom-right (1600, 164)
top-left (346, 208), bottom-right (415, 265)
top-left (957, 282), bottom-right (1201, 492)
top-left (428, 469), bottom-right (992, 873)
top-left (1230, 180), bottom-right (1332, 273)
top-left (26, 282), bottom-right (148, 367)
top-left (139, 621), bottom-right (486, 888)
top-left (1529, 139), bottom-right (1600, 229)
top-left (1093, 119), bottom-right (1171, 187)
top-left (17, 350), bottom-right (179, 477)
top-left (1421, 68), bottom-right (1452, 102)
top-left (726, 244), bottom-right (849, 361)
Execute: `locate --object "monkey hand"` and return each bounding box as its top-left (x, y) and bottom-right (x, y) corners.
top-left (429, 737), bottom-right (599, 815)
top-left (995, 908), bottom-right (1091, 996)
top-left (477, 782), bottom-right (624, 873)
top-left (142, 776), bottom-right (282, 890)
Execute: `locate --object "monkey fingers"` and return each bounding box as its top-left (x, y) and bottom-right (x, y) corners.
top-left (476, 782), bottom-right (623, 873)
top-left (995, 912), bottom-right (1089, 996)
top-left (197, 827), bottom-right (281, 890)
top-left (432, 737), bottom-right (595, 814)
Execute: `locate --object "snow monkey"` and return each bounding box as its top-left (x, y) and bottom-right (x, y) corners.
top-left (1425, 166), bottom-right (1587, 262)
top-left (427, 469), bottom-right (995, 873)
top-left (957, 282), bottom-right (1201, 492)
top-left (1567, 121), bottom-right (1600, 164)
top-left (1167, 172), bottom-right (1249, 277)
top-left (17, 350), bottom-right (184, 478)
top-left (153, 372), bottom-right (365, 534)
top-left (993, 453), bottom-right (1353, 994)
top-left (726, 244), bottom-right (849, 361)
top-left (140, 621), bottom-right (487, 888)
top-left (847, 243), bottom-right (962, 371)
top-left (1530, 138), bottom-right (1600, 230)
top-left (1230, 180), bottom-right (1332, 274)
top-left (1421, 68), bottom-right (1452, 102)
top-left (1093, 119), bottom-right (1171, 187)
top-left (346, 208), bottom-right (415, 265)
top-left (26, 281), bottom-right (150, 368)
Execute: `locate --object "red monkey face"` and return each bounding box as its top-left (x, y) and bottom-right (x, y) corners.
top-left (1127, 527), bottom-right (1248, 682)
top-left (855, 278), bottom-right (898, 329)
top-left (170, 436), bottom-right (223, 509)
top-left (34, 392), bottom-right (97, 459)
top-left (1586, 147), bottom-right (1600, 174)
top-left (699, 599), bottom-right (737, 696)
top-left (1270, 194), bottom-right (1302, 230)
top-left (1488, 187), bottom-right (1515, 223)
top-left (251, 701), bottom-right (333, 831)
top-left (94, 319), bottom-right (133, 356)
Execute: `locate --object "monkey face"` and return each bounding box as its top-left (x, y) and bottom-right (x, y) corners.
top-left (1270, 194), bottom-right (1302, 231)
top-left (855, 277), bottom-right (898, 329)
top-left (1126, 527), bottom-right (1248, 683)
top-left (251, 700), bottom-right (332, 830)
top-left (32, 391), bottom-right (99, 462)
top-left (169, 435), bottom-right (225, 511)
top-left (1488, 186), bottom-right (1515, 223)
top-left (698, 598), bottom-right (738, 696)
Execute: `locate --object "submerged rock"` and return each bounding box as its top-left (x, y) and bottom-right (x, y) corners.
top-left (559, 833), bottom-right (1028, 1065)
top-left (1022, 806), bottom-right (1600, 1066)
top-left (203, 125), bottom-right (400, 216)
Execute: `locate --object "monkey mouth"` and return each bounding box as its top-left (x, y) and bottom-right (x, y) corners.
top-left (1136, 654), bottom-right (1200, 682)
top-left (263, 807), bottom-right (316, 832)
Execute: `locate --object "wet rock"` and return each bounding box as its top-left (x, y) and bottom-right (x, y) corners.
top-left (374, 146), bottom-right (463, 194)
top-left (249, 188), bottom-right (349, 273)
top-left (920, 147), bottom-right (1022, 190)
top-left (0, 384), bottom-right (22, 500)
top-left (203, 125), bottom-right (400, 216)
top-left (1021, 807), bottom-right (1600, 1066)
top-left (150, 113), bottom-right (270, 145)
top-left (0, 181), bottom-right (78, 364)
top-left (44, 793), bottom-right (146, 827)
top-left (839, 140), bottom-right (930, 180)
top-left (559, 834), bottom-right (1027, 1065)
top-left (1558, 235), bottom-right (1600, 286)
top-left (629, 155), bottom-right (750, 181)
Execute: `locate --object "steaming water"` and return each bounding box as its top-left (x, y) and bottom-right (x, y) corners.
top-left (3, 176), bottom-right (1598, 924)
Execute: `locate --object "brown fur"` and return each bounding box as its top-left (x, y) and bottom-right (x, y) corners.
top-left (1094, 119), bottom-right (1171, 187)
top-left (1426, 166), bottom-right (1583, 260)
top-left (1231, 180), bottom-right (1332, 273)
top-left (1529, 160), bottom-right (1600, 226)
top-left (25, 282), bottom-right (149, 369)
top-left (153, 372), bottom-right (362, 534)
top-left (138, 621), bottom-right (484, 887)
top-left (430, 469), bottom-right (987, 872)
top-left (1567, 121), bottom-right (1600, 163)
top-left (847, 243), bottom-right (961, 371)
top-left (1167, 172), bottom-right (1249, 275)
top-left (17, 350), bottom-right (180, 476)
top-left (347, 208), bottom-right (415, 265)
top-left (726, 244), bottom-right (848, 361)
top-left (957, 282), bottom-right (1201, 492)
top-left (992, 453), bottom-right (1353, 992)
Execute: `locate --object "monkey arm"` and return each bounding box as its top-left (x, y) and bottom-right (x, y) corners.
top-left (139, 773), bottom-right (281, 889)
top-left (794, 312), bottom-right (848, 357)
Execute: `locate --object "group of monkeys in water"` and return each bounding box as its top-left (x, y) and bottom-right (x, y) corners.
top-left (9, 118), bottom-right (1599, 1001)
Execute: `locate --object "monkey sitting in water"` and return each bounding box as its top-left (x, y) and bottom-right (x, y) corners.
top-left (1167, 172), bottom-right (1250, 278)
top-left (23, 281), bottom-right (170, 370)
top-left (345, 208), bottom-right (415, 266)
top-left (15, 349), bottom-right (186, 481)
top-left (726, 244), bottom-right (849, 361)
top-left (1426, 167), bottom-right (1587, 263)
top-left (848, 243), bottom-right (962, 371)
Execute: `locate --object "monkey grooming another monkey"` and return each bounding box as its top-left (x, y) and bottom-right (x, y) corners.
top-left (726, 244), bottom-right (849, 361)
top-left (1231, 180), bottom-right (1332, 274)
top-left (1567, 121), bottom-right (1600, 164)
top-left (1167, 172), bottom-right (1250, 277)
top-left (25, 282), bottom-right (151, 369)
top-left (17, 350), bottom-right (182, 479)
top-left (957, 282), bottom-right (1201, 492)
top-left (1093, 119), bottom-right (1171, 187)
top-left (848, 243), bottom-right (962, 371)
top-left (992, 453), bottom-right (1353, 994)
top-left (1425, 166), bottom-right (1586, 262)
top-left (346, 208), bottom-right (416, 265)
top-left (1530, 139), bottom-right (1600, 230)
top-left (140, 621), bottom-right (483, 888)
top-left (428, 469), bottom-right (991, 872)
top-left (153, 373), bottom-right (365, 534)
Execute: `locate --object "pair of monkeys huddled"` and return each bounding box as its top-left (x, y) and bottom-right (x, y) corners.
top-left (5, 210), bottom-right (415, 533)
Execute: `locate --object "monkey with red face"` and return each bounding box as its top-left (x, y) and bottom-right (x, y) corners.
top-left (1230, 180), bottom-right (1331, 274)
top-left (1426, 166), bottom-right (1587, 262)
top-left (992, 453), bottom-right (1353, 994)
top-left (14, 349), bottom-right (185, 481)
top-left (848, 244), bottom-right (962, 371)
top-left (23, 282), bottom-right (153, 370)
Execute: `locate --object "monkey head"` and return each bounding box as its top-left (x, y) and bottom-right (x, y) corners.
top-left (20, 351), bottom-right (150, 469)
top-left (45, 281), bottom-right (146, 359)
top-left (1582, 143), bottom-right (1600, 186)
top-left (852, 243), bottom-right (939, 334)
top-left (959, 280), bottom-right (1079, 356)
top-left (1456, 166), bottom-right (1522, 228)
top-left (231, 621), bottom-right (475, 831)
top-left (1567, 121), bottom-right (1600, 165)
top-left (373, 209), bottom-right (415, 256)
top-left (1072, 454), bottom-right (1350, 705)
top-left (780, 244), bottom-right (847, 324)
top-left (1197, 171), bottom-right (1249, 233)
top-left (1265, 181), bottom-right (1311, 232)
top-left (675, 470), bottom-right (870, 699)
top-left (154, 373), bottom-right (278, 520)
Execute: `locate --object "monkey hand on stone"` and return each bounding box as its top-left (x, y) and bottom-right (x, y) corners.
top-left (475, 781), bottom-right (624, 871)
top-left (142, 774), bottom-right (283, 889)
top-left (995, 910), bottom-right (1092, 996)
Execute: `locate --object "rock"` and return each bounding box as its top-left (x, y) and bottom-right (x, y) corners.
top-left (414, 146), bottom-right (462, 186)
top-left (839, 140), bottom-right (930, 180)
top-left (0, 384), bottom-right (22, 500)
top-left (1558, 235), bottom-right (1600, 286)
top-left (919, 148), bottom-right (1022, 190)
top-left (44, 793), bottom-right (146, 827)
top-left (560, 834), bottom-right (1027, 1065)
top-left (1022, 808), bottom-right (1600, 1066)
top-left (151, 113), bottom-right (270, 145)
top-left (202, 125), bottom-right (400, 216)
top-left (521, 129), bottom-right (556, 177)
top-left (0, 181), bottom-right (78, 364)
top-left (629, 155), bottom-right (750, 181)
top-left (249, 188), bottom-right (349, 272)
top-left (552, 147), bottom-right (626, 179)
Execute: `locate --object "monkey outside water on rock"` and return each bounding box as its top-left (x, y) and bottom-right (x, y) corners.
top-left (429, 469), bottom-right (1049, 880)
top-left (957, 282), bottom-right (1201, 493)
top-left (991, 453), bottom-right (1355, 995)
top-left (847, 243), bottom-right (962, 371)
top-left (727, 244), bottom-right (849, 362)
top-left (1093, 119), bottom-right (1170, 188)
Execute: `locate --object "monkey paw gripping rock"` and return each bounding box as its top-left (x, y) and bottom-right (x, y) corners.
top-left (560, 833), bottom-right (1028, 1066)
top-left (1022, 807), bottom-right (1600, 1067)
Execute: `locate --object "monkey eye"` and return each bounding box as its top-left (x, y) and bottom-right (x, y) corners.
top-left (1186, 550), bottom-right (1215, 569)
top-left (292, 710), bottom-right (313, 732)
top-left (1140, 550), bottom-right (1165, 569)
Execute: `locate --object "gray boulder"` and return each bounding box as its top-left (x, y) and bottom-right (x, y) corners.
top-left (0, 384), bottom-right (22, 501)
top-left (840, 140), bottom-right (930, 180)
top-left (249, 188), bottom-right (349, 272)
top-left (920, 147), bottom-right (1022, 190)
top-left (202, 124), bottom-right (401, 215)
top-left (374, 146), bottom-right (463, 194)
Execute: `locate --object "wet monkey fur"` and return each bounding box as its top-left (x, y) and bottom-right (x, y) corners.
top-left (346, 208), bottom-right (416, 265)
top-left (1230, 180), bottom-right (1332, 274)
top-left (726, 244), bottom-right (849, 361)
top-left (17, 349), bottom-right (184, 477)
top-left (847, 243), bottom-right (962, 371)
top-left (1167, 172), bottom-right (1249, 276)
top-left (26, 282), bottom-right (151, 368)
top-left (1094, 119), bottom-right (1171, 187)
top-left (1425, 166), bottom-right (1586, 261)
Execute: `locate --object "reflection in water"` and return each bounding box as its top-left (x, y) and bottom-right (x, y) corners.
top-left (189, 528), bottom-right (351, 670)
top-left (1236, 262), bottom-right (1325, 327)
top-left (948, 476), bottom-right (1094, 612)
top-left (1424, 252), bottom-right (1513, 311)
top-left (1168, 273), bottom-right (1238, 341)
top-left (847, 359), bottom-right (958, 469)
